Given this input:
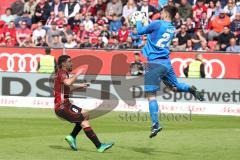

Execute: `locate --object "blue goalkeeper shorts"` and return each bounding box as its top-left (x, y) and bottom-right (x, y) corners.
top-left (144, 58), bottom-right (190, 93)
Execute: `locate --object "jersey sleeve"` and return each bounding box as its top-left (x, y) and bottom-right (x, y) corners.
top-left (136, 20), bottom-right (161, 35)
top-left (59, 71), bottom-right (68, 83)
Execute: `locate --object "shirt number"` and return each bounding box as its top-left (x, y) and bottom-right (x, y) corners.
top-left (156, 33), bottom-right (171, 48)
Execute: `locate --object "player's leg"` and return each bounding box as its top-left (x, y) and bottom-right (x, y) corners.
top-left (65, 124), bottom-right (81, 151)
top-left (146, 92), bottom-right (163, 138)
top-left (144, 61), bottom-right (167, 138)
top-left (80, 110), bottom-right (114, 153)
top-left (162, 66), bottom-right (204, 101)
top-left (70, 122), bottom-right (82, 139)
top-left (57, 104), bottom-right (113, 152)
top-left (63, 105), bottom-right (85, 151)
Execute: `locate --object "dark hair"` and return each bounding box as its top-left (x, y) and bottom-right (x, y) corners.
top-left (58, 55), bottom-right (71, 68)
top-left (134, 52), bottom-right (140, 56)
top-left (6, 8), bottom-right (12, 12)
top-left (163, 5), bottom-right (178, 20)
top-left (224, 25), bottom-right (230, 28)
top-left (45, 48), bottom-right (51, 55)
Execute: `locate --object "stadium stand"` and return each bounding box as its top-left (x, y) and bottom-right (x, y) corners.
top-left (0, 0), bottom-right (240, 52)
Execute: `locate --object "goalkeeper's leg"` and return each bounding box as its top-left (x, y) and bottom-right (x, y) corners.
top-left (144, 61), bottom-right (167, 138)
top-left (146, 92), bottom-right (163, 138)
top-left (162, 66), bottom-right (204, 101)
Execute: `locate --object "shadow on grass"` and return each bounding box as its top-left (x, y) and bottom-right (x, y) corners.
top-left (118, 146), bottom-right (182, 155)
top-left (49, 145), bottom-right (72, 151)
top-left (48, 145), bottom-right (113, 153)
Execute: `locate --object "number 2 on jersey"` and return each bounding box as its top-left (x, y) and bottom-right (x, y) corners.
top-left (156, 33), bottom-right (171, 48)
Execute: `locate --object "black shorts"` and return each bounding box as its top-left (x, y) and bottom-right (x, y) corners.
top-left (55, 104), bottom-right (85, 123)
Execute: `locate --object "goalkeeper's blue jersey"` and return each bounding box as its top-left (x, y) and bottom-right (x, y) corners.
top-left (136, 20), bottom-right (175, 60)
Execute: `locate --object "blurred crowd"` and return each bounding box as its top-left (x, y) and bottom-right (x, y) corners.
top-left (0, 0), bottom-right (240, 52)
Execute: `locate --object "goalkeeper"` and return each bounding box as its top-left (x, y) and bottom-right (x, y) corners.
top-left (133, 6), bottom-right (205, 138)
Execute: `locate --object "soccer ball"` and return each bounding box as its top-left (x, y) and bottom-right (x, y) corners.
top-left (130, 11), bottom-right (148, 27)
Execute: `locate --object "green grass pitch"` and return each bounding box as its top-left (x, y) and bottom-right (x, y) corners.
top-left (0, 107), bottom-right (240, 160)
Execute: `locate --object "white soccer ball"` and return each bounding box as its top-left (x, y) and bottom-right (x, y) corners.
top-left (130, 11), bottom-right (148, 27)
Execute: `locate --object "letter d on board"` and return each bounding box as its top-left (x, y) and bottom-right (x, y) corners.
top-left (2, 77), bottom-right (31, 96)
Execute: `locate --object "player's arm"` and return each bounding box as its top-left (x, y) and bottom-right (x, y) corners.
top-left (136, 20), bottom-right (158, 35)
top-left (63, 68), bottom-right (85, 86)
top-left (63, 75), bottom-right (78, 86)
top-left (69, 83), bottom-right (90, 91)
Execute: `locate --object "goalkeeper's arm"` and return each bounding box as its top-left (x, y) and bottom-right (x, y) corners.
top-left (136, 20), bottom-right (157, 35)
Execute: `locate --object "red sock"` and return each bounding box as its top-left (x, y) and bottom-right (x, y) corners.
top-left (83, 127), bottom-right (101, 148)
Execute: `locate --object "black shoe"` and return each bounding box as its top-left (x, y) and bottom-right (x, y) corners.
top-left (149, 124), bottom-right (163, 138)
top-left (189, 86), bottom-right (205, 101)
